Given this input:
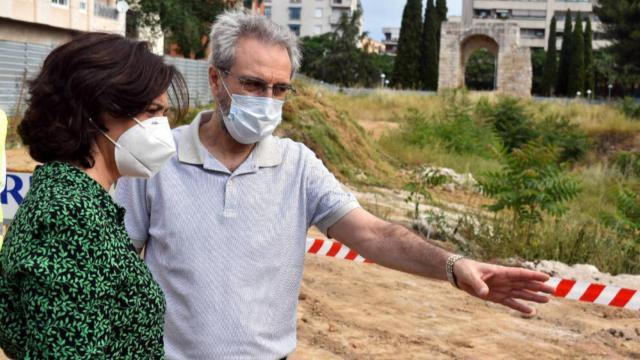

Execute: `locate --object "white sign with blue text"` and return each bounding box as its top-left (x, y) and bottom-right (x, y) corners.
top-left (2, 172), bottom-right (32, 224)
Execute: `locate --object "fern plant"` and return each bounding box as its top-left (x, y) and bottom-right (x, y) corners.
top-left (478, 140), bottom-right (582, 244)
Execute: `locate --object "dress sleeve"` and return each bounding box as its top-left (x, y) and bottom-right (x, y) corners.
top-left (17, 202), bottom-right (113, 359)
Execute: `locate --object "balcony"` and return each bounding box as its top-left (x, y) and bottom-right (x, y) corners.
top-left (94, 3), bottom-right (118, 20)
top-left (331, 0), bottom-right (352, 8)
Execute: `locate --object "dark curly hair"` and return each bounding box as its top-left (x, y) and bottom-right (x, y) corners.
top-left (18, 32), bottom-right (189, 168)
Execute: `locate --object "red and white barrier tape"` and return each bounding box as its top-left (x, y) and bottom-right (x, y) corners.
top-left (305, 238), bottom-right (639, 310)
top-left (547, 277), bottom-right (639, 311)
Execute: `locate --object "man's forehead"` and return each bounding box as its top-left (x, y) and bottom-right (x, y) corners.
top-left (232, 37), bottom-right (292, 81)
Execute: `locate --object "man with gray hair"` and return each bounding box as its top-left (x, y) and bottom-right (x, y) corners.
top-left (116, 10), bottom-right (554, 359)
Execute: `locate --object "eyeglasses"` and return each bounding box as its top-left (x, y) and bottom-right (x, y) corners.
top-left (221, 70), bottom-right (296, 100)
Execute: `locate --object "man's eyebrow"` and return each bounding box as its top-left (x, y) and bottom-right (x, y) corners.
top-left (239, 74), bottom-right (291, 86)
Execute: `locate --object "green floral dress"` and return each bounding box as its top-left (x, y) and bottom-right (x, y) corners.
top-left (0, 162), bottom-right (165, 359)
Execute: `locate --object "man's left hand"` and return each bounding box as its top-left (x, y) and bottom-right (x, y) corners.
top-left (454, 258), bottom-right (555, 314)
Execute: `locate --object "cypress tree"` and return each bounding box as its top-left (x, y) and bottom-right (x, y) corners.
top-left (435, 0), bottom-right (447, 47)
top-left (420, 0), bottom-right (439, 90)
top-left (392, 0), bottom-right (423, 88)
top-left (541, 17), bottom-right (558, 96)
top-left (584, 16), bottom-right (594, 94)
top-left (567, 12), bottom-right (585, 97)
top-left (557, 9), bottom-right (573, 96)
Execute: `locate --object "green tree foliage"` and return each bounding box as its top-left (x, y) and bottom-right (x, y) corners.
top-left (481, 97), bottom-right (589, 162)
top-left (128, 0), bottom-right (229, 58)
top-left (393, 0), bottom-right (423, 88)
top-left (300, 10), bottom-right (380, 87)
top-left (420, 0), bottom-right (439, 90)
top-left (464, 49), bottom-right (496, 90)
top-left (435, 0), bottom-right (448, 46)
top-left (541, 17), bottom-right (558, 96)
top-left (299, 33), bottom-right (333, 76)
top-left (488, 98), bottom-right (537, 152)
top-left (601, 188), bottom-right (640, 266)
top-left (404, 167), bottom-right (450, 220)
top-left (567, 12), bottom-right (585, 97)
top-left (531, 48), bottom-right (546, 96)
top-left (584, 17), bottom-right (594, 94)
top-left (557, 10), bottom-right (573, 96)
top-left (479, 140), bottom-right (582, 243)
top-left (594, 0), bottom-right (640, 73)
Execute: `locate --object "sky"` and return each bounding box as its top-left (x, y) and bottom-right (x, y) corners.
top-left (361, 0), bottom-right (463, 41)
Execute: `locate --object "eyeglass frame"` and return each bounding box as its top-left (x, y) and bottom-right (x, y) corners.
top-left (219, 69), bottom-right (297, 100)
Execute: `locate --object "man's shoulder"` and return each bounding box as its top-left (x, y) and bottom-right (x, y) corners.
top-left (272, 136), bottom-right (316, 162)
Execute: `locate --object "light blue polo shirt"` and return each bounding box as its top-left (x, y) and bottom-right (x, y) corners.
top-left (114, 110), bottom-right (359, 359)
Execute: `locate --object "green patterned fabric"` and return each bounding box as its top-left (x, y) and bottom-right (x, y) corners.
top-left (0, 161), bottom-right (165, 359)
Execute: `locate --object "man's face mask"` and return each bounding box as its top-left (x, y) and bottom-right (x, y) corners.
top-left (217, 71), bottom-right (285, 145)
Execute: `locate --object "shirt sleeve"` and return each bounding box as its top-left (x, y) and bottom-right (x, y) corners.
top-left (302, 145), bottom-right (360, 237)
top-left (17, 204), bottom-right (112, 359)
top-left (114, 177), bottom-right (150, 251)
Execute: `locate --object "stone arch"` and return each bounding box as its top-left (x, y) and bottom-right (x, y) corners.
top-left (460, 34), bottom-right (499, 89)
top-left (438, 21), bottom-right (532, 97)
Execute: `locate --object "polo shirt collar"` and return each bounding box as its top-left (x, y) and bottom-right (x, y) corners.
top-left (177, 110), bottom-right (282, 168)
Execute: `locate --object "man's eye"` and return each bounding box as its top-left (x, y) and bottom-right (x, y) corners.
top-left (242, 80), bottom-right (265, 91)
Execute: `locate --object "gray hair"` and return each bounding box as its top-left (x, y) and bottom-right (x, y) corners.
top-left (209, 10), bottom-right (302, 76)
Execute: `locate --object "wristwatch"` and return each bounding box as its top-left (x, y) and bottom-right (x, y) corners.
top-left (446, 254), bottom-right (466, 289)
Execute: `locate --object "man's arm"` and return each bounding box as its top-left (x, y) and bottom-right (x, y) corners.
top-left (328, 208), bottom-right (555, 314)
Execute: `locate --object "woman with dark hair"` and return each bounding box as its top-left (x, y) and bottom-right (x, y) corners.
top-left (0, 32), bottom-right (188, 359)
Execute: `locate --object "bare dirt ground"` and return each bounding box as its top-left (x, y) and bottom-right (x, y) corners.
top-left (3, 149), bottom-right (640, 360)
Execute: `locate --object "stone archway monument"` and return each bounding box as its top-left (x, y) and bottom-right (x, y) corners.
top-left (438, 21), bottom-right (532, 97)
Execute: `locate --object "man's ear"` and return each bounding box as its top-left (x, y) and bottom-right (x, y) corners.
top-left (209, 65), bottom-right (221, 98)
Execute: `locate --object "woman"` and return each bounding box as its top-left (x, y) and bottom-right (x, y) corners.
top-left (0, 32), bottom-right (188, 359)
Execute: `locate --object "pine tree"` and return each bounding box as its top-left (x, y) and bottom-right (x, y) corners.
top-left (420, 0), bottom-right (439, 90)
top-left (556, 10), bottom-right (573, 96)
top-left (392, 0), bottom-right (423, 88)
top-left (584, 17), bottom-right (594, 95)
top-left (541, 17), bottom-right (558, 96)
top-left (567, 12), bottom-right (585, 97)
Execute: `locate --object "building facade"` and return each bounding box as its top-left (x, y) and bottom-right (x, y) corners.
top-left (462, 0), bottom-right (608, 50)
top-left (0, 0), bottom-right (126, 46)
top-left (252, 0), bottom-right (361, 38)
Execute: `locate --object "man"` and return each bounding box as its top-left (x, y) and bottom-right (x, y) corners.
top-left (116, 11), bottom-right (554, 359)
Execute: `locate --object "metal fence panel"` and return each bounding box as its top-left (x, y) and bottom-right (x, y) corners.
top-left (0, 39), bottom-right (213, 115)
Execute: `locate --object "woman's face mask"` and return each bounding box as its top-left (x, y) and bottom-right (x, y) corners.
top-left (217, 72), bottom-right (284, 145)
top-left (96, 116), bottom-right (176, 178)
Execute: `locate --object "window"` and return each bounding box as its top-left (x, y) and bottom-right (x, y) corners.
top-left (290, 0), bottom-right (301, 3)
top-left (315, 8), bottom-right (323, 18)
top-left (314, 25), bottom-right (323, 35)
top-left (289, 7), bottom-right (301, 20)
top-left (264, 6), bottom-right (272, 18)
top-left (79, 0), bottom-right (87, 11)
top-left (51, 0), bottom-right (68, 6)
top-left (289, 24), bottom-right (301, 36)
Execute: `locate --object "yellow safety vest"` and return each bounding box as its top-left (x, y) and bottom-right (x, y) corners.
top-left (0, 109), bottom-right (6, 249)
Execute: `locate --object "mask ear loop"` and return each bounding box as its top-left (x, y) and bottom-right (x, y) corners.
top-left (89, 118), bottom-right (122, 149)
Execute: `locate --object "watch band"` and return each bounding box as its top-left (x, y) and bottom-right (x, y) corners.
top-left (446, 254), bottom-right (465, 288)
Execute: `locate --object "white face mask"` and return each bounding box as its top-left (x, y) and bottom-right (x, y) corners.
top-left (218, 74), bottom-right (284, 145)
top-left (97, 116), bottom-right (176, 178)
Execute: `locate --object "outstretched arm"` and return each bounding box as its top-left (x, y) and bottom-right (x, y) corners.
top-left (328, 208), bottom-right (554, 314)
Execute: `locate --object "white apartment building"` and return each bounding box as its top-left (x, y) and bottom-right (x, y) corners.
top-left (260, 0), bottom-right (361, 37)
top-left (0, 0), bottom-right (126, 46)
top-left (462, 0), bottom-right (609, 50)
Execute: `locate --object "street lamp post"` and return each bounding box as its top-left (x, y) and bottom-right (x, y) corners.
top-left (380, 73), bottom-right (386, 88)
top-left (608, 84), bottom-right (613, 101)
top-left (587, 89), bottom-right (592, 101)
